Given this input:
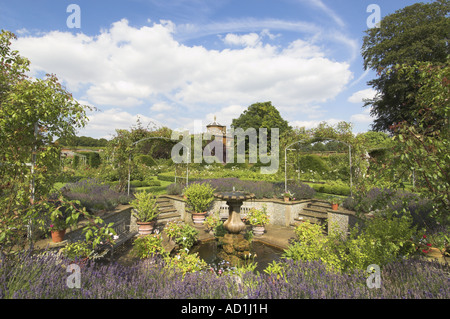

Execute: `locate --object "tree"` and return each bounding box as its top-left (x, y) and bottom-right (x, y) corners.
top-left (362, 0), bottom-right (449, 132)
top-left (390, 62), bottom-right (449, 225)
top-left (0, 30), bottom-right (114, 255)
top-left (231, 101), bottom-right (291, 155)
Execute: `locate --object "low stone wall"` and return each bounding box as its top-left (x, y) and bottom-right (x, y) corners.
top-left (327, 209), bottom-right (361, 236)
top-left (161, 195), bottom-right (313, 227)
top-left (65, 205), bottom-right (133, 242)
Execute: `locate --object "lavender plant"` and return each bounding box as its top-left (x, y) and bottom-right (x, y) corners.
top-left (1, 251), bottom-right (448, 299)
top-left (62, 178), bottom-right (132, 213)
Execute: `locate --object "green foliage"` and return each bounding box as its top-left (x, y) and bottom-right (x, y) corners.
top-left (309, 181), bottom-right (351, 196)
top-left (284, 211), bottom-right (418, 273)
top-left (297, 154), bottom-right (330, 175)
top-left (361, 0), bottom-right (449, 132)
top-left (130, 192), bottom-right (160, 222)
top-left (58, 135), bottom-right (108, 147)
top-left (184, 182), bottom-right (216, 213)
top-left (136, 154), bottom-right (156, 167)
top-left (85, 152), bottom-right (101, 168)
top-left (164, 251), bottom-right (208, 277)
top-left (164, 222), bottom-right (199, 251)
top-left (0, 30), bottom-right (91, 254)
top-left (247, 206), bottom-right (270, 226)
top-left (60, 241), bottom-right (95, 260)
top-left (204, 214), bottom-right (222, 233)
top-left (263, 261), bottom-right (287, 282)
top-left (131, 234), bottom-right (166, 259)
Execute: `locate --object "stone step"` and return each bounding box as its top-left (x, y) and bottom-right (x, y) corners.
top-left (300, 208), bottom-right (328, 219)
top-left (159, 207), bottom-right (178, 214)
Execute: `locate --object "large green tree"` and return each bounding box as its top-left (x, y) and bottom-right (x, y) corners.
top-left (231, 101), bottom-right (291, 156)
top-left (0, 31), bottom-right (114, 254)
top-left (362, 0), bottom-right (449, 132)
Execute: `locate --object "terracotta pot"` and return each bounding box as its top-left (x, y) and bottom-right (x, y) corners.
top-left (137, 220), bottom-right (156, 236)
top-left (252, 225), bottom-right (265, 236)
top-left (51, 229), bottom-right (66, 243)
top-left (192, 212), bottom-right (207, 225)
top-left (284, 197), bottom-right (290, 202)
top-left (331, 203), bottom-right (339, 210)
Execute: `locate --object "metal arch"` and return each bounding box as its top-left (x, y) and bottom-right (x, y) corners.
top-left (284, 138), bottom-right (353, 197)
top-left (127, 136), bottom-right (187, 195)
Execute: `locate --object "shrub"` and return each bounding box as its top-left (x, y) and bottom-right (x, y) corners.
top-left (130, 191), bottom-right (160, 222)
top-left (163, 222), bottom-right (198, 250)
top-left (136, 154), bottom-right (156, 167)
top-left (297, 154), bottom-right (330, 174)
top-left (166, 183), bottom-right (185, 195)
top-left (131, 234), bottom-right (165, 259)
top-left (184, 182), bottom-right (216, 213)
top-left (62, 178), bottom-right (132, 212)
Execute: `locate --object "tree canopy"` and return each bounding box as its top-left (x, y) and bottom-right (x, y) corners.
top-left (231, 101), bottom-right (291, 134)
top-left (362, 0), bottom-right (449, 132)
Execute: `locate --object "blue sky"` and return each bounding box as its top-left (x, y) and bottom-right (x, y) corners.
top-left (1, 0), bottom-right (432, 139)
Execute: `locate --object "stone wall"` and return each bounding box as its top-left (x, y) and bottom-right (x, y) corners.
top-left (162, 195), bottom-right (311, 227)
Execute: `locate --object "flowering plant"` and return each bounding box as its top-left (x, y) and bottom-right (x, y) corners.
top-left (416, 234), bottom-right (433, 255)
top-left (282, 191), bottom-right (294, 199)
top-left (247, 205), bottom-right (269, 226)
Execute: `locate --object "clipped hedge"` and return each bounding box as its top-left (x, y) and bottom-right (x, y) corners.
top-left (308, 181), bottom-right (351, 196)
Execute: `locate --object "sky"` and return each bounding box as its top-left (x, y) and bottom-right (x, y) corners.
top-left (0, 0), bottom-right (433, 139)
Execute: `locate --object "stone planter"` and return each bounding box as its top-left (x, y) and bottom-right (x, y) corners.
top-left (137, 220), bottom-right (156, 236)
top-left (252, 225), bottom-right (265, 236)
top-left (192, 212), bottom-right (207, 225)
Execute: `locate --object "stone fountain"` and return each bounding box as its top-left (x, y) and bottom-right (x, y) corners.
top-left (214, 190), bottom-right (255, 266)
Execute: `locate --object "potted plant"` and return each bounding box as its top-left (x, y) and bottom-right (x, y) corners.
top-left (282, 191), bottom-right (294, 202)
top-left (130, 191), bottom-right (160, 235)
top-left (328, 196), bottom-right (343, 210)
top-left (247, 206), bottom-right (269, 236)
top-left (183, 183), bottom-right (215, 225)
top-left (48, 198), bottom-right (80, 243)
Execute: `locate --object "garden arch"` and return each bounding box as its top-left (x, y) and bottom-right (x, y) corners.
top-left (284, 139), bottom-right (353, 197)
top-left (127, 137), bottom-right (187, 195)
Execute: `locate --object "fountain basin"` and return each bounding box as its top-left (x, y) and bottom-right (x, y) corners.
top-left (190, 239), bottom-right (284, 272)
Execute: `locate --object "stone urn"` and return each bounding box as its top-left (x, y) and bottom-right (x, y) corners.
top-left (214, 191), bottom-right (255, 234)
top-left (252, 225), bottom-right (265, 236)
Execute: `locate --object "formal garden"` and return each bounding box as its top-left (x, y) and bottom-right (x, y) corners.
top-left (1, 1), bottom-right (449, 300)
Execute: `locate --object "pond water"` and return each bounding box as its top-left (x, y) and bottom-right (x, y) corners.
top-left (189, 239), bottom-right (285, 273)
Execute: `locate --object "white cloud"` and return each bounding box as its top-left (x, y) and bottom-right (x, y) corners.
top-left (222, 33), bottom-right (261, 47)
top-left (79, 108), bottom-right (163, 138)
top-left (348, 88), bottom-right (377, 104)
top-left (12, 19), bottom-right (354, 135)
top-left (290, 118), bottom-right (342, 130)
top-left (350, 107), bottom-right (374, 125)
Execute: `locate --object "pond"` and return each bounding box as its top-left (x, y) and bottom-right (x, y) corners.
top-left (189, 239), bottom-right (285, 273)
